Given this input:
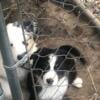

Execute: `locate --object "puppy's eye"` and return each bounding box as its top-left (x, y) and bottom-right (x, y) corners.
top-left (22, 41), bottom-right (28, 46)
top-left (10, 43), bottom-right (13, 47)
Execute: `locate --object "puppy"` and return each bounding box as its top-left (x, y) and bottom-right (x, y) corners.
top-left (27, 45), bottom-right (86, 100)
top-left (6, 20), bottom-right (38, 80)
top-left (0, 20), bottom-right (37, 100)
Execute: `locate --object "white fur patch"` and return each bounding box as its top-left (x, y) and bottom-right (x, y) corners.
top-left (43, 54), bottom-right (58, 85)
top-left (43, 70), bottom-right (58, 85)
top-left (49, 54), bottom-right (57, 70)
top-left (0, 52), bottom-right (12, 100)
top-left (39, 77), bottom-right (68, 100)
top-left (72, 77), bottom-right (83, 88)
top-left (29, 43), bottom-right (38, 55)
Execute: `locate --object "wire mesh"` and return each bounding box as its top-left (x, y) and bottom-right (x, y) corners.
top-left (0, 0), bottom-right (100, 100)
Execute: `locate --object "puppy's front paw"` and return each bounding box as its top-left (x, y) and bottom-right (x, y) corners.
top-left (72, 77), bottom-right (83, 88)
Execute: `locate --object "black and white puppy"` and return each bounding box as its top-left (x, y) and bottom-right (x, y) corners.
top-left (27, 45), bottom-right (86, 100)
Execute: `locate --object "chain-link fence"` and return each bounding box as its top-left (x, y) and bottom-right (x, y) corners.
top-left (0, 0), bottom-right (100, 100)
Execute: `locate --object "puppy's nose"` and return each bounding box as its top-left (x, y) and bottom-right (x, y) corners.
top-left (17, 52), bottom-right (27, 60)
top-left (17, 55), bottom-right (23, 60)
top-left (46, 79), bottom-right (53, 85)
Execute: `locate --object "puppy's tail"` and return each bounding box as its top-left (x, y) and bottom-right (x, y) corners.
top-left (59, 45), bottom-right (87, 65)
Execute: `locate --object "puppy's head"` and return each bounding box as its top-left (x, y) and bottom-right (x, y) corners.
top-left (7, 21), bottom-right (37, 61)
top-left (30, 48), bottom-right (71, 86)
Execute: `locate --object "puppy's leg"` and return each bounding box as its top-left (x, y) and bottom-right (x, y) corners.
top-left (72, 77), bottom-right (83, 88)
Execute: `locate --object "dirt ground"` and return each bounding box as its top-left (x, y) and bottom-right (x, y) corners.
top-left (1, 0), bottom-right (100, 100)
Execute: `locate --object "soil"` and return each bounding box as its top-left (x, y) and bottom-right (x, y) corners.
top-left (1, 0), bottom-right (100, 100)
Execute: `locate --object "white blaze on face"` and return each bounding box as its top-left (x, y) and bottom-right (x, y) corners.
top-left (49, 54), bottom-right (57, 70)
top-left (43, 54), bottom-right (58, 85)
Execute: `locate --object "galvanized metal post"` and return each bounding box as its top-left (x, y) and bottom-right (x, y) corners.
top-left (0, 3), bottom-right (23, 100)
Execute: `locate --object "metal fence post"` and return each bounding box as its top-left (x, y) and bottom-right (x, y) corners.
top-left (0, 3), bottom-right (23, 100)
